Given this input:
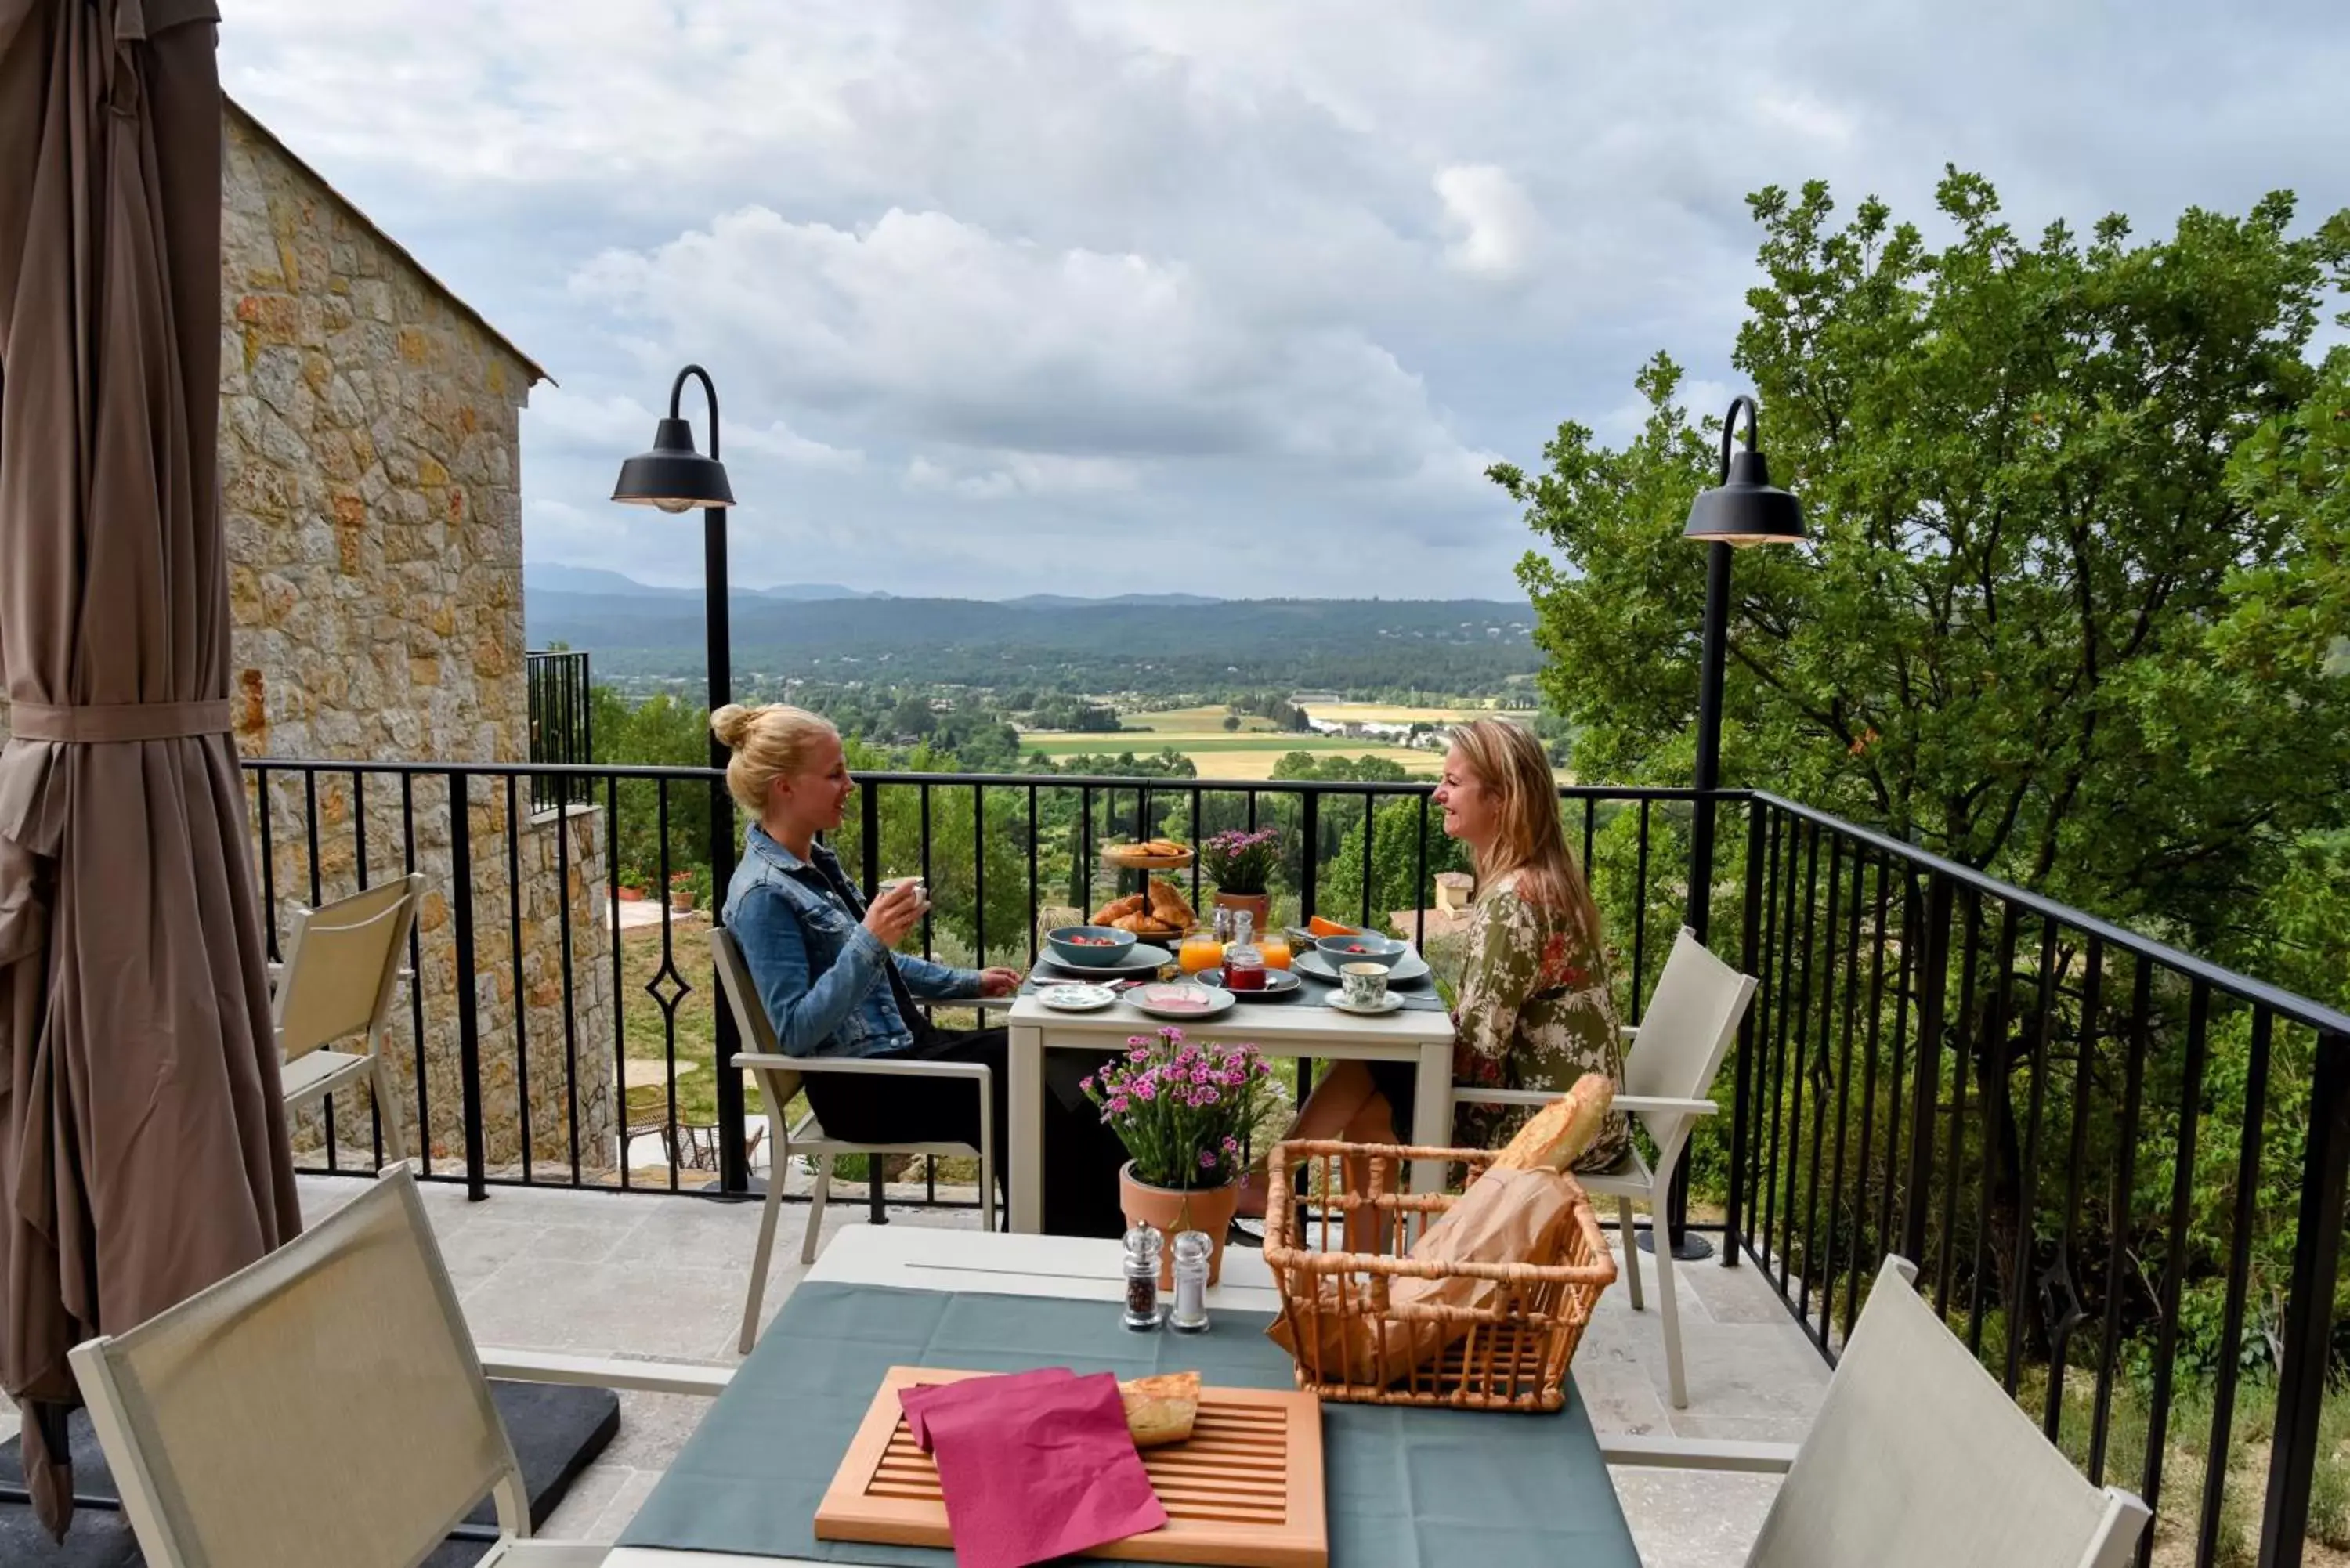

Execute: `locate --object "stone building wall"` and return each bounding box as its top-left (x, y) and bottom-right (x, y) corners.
top-left (219, 103), bottom-right (619, 1175)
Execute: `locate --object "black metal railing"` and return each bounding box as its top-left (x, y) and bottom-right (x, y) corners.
top-left (523, 651), bottom-right (594, 814)
top-left (238, 754), bottom-right (2350, 1566)
top-left (1728, 791), bottom-right (2350, 1568)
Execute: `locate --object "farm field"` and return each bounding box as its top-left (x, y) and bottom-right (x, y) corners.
top-left (1295, 702), bottom-right (1491, 726)
top-left (1018, 729), bottom-right (1439, 779)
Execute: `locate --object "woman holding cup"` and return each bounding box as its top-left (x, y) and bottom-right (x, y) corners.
top-left (1238, 718), bottom-right (1629, 1242)
top-left (714, 703), bottom-right (1129, 1227)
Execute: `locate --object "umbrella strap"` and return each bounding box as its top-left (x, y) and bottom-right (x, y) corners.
top-left (5, 700), bottom-right (229, 743)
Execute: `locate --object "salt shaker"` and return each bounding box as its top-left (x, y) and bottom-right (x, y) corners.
top-left (1169, 1230), bottom-right (1212, 1334)
top-left (1121, 1224), bottom-right (1165, 1331)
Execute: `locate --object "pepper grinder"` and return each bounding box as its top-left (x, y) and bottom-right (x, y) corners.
top-left (1121, 1224), bottom-right (1165, 1331)
top-left (1168, 1230), bottom-right (1212, 1334)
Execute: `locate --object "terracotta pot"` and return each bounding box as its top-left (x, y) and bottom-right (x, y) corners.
top-left (1212, 890), bottom-right (1272, 931)
top-left (1119, 1162), bottom-right (1240, 1287)
top-left (616, 886), bottom-right (646, 903)
top-left (670, 891), bottom-right (696, 913)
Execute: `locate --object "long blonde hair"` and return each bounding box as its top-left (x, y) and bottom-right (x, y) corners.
top-left (1449, 717), bottom-right (1601, 938)
top-left (710, 703), bottom-right (838, 815)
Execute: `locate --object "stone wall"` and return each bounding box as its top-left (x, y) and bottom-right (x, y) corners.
top-left (219, 103), bottom-right (620, 1174)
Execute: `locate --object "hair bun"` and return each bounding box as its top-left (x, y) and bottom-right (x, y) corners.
top-left (710, 703), bottom-right (756, 750)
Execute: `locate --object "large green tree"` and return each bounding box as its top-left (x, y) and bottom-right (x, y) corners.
top-left (1496, 173), bottom-right (2350, 956)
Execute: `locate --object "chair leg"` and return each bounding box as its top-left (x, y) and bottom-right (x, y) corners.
top-left (739, 1171), bottom-right (788, 1355)
top-left (1617, 1196), bottom-right (1644, 1311)
top-left (801, 1156), bottom-right (833, 1266)
top-left (371, 1058), bottom-right (408, 1168)
top-left (1653, 1201), bottom-right (1690, 1409)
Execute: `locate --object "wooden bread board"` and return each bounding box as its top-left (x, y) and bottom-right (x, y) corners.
top-left (815, 1367), bottom-right (1327, 1568)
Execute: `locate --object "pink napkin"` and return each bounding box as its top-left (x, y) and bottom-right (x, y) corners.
top-left (898, 1370), bottom-right (1167, 1568)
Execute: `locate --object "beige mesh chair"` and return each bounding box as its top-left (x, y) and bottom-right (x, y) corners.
top-left (1454, 926), bottom-right (1755, 1408)
top-left (712, 927), bottom-right (995, 1353)
top-left (1602, 1255), bottom-right (2151, 1567)
top-left (67, 1165), bottom-right (729, 1568)
top-left (273, 873), bottom-right (424, 1167)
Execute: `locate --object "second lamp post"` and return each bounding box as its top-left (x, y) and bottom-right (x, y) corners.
top-left (613, 363), bottom-right (750, 1194)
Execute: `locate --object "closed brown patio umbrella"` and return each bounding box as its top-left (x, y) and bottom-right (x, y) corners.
top-left (0, 0), bottom-right (301, 1537)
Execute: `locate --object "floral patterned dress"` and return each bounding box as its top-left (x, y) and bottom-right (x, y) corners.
top-left (1449, 871), bottom-right (1630, 1173)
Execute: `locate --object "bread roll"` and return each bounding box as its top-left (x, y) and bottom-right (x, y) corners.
top-left (1119, 1371), bottom-right (1199, 1447)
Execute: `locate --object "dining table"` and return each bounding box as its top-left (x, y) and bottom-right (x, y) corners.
top-left (604, 1223), bottom-right (1644, 1568)
top-left (1004, 974), bottom-right (1460, 1234)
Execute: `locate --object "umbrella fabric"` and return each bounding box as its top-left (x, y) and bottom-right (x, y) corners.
top-left (0, 0), bottom-right (302, 1536)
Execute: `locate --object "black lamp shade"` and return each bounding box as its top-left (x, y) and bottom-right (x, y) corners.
top-left (613, 417), bottom-right (735, 513)
top-left (1684, 449), bottom-right (1804, 546)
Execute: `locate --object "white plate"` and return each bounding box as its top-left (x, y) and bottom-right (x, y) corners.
top-left (1128, 982), bottom-right (1235, 1021)
top-left (1036, 944), bottom-right (1173, 981)
top-left (1198, 966), bottom-right (1303, 998)
top-left (1035, 982), bottom-right (1118, 1012)
top-left (1293, 947), bottom-right (1430, 985)
top-left (1324, 992), bottom-right (1405, 1016)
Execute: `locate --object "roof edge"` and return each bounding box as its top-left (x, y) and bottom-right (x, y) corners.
top-left (223, 95), bottom-right (555, 389)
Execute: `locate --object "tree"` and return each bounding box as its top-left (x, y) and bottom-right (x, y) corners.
top-left (1496, 174), bottom-right (2350, 949)
top-left (1223, 715), bottom-right (1242, 732)
top-left (1494, 172), bottom-right (2350, 1372)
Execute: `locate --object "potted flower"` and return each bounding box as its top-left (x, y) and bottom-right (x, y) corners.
top-left (669, 869), bottom-right (697, 914)
top-left (1084, 1028), bottom-right (1279, 1285)
top-left (1199, 826), bottom-right (1280, 930)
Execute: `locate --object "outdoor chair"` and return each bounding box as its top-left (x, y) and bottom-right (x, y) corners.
top-left (1454, 926), bottom-right (1755, 1408)
top-left (1600, 1255), bottom-right (2151, 1567)
top-left (66, 1165), bottom-right (730, 1567)
top-left (711, 927), bottom-right (996, 1353)
top-left (270, 873), bottom-right (425, 1169)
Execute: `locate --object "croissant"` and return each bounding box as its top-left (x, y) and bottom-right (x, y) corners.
top-left (1148, 877), bottom-right (1195, 928)
top-left (1090, 893), bottom-right (1145, 924)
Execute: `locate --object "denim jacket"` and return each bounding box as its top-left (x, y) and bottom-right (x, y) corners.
top-left (722, 824), bottom-right (978, 1058)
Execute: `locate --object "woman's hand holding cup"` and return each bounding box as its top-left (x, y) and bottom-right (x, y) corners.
top-left (864, 879), bottom-right (924, 947)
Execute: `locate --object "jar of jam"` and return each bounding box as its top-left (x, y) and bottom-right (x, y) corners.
top-left (1224, 912), bottom-right (1266, 992)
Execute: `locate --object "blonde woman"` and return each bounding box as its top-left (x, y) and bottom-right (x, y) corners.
top-left (714, 703), bottom-right (1130, 1230)
top-left (1240, 717), bottom-right (1628, 1237)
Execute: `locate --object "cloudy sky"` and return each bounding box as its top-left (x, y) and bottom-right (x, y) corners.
top-left (220, 1), bottom-right (2350, 601)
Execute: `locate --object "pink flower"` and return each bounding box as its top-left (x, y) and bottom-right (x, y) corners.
top-left (1199, 1150), bottom-right (1218, 1169)
top-left (1079, 1076), bottom-right (1094, 1093)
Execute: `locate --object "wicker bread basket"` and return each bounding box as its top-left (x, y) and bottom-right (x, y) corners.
top-left (1261, 1138), bottom-right (1616, 1412)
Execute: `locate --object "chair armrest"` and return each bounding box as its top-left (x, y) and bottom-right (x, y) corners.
top-left (1597, 1434), bottom-right (1798, 1474)
top-left (475, 1348), bottom-right (732, 1399)
top-left (736, 1051), bottom-right (990, 1082)
top-left (1618, 1024), bottom-right (1640, 1042)
top-left (1448, 1088), bottom-right (1564, 1107)
top-left (1613, 1095), bottom-right (1719, 1118)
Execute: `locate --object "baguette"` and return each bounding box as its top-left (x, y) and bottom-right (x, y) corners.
top-left (1119, 1371), bottom-right (1199, 1448)
top-left (1490, 1072), bottom-right (1616, 1172)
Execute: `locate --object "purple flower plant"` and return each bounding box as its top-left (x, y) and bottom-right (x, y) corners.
top-left (1080, 1026), bottom-right (1278, 1190)
top-left (1199, 826), bottom-right (1282, 896)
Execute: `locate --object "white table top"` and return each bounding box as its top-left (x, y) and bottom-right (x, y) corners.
top-left (1008, 992), bottom-right (1455, 1050)
top-left (598, 1227), bottom-right (1283, 1566)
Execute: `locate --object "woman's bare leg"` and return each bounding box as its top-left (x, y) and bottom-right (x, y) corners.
top-left (1235, 1061), bottom-right (1382, 1218)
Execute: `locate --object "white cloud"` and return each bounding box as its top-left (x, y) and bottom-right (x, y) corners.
top-left (1436, 165), bottom-right (1543, 280)
top-left (216, 0), bottom-right (2350, 598)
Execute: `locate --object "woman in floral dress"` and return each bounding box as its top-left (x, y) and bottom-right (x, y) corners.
top-left (1238, 718), bottom-right (1626, 1241)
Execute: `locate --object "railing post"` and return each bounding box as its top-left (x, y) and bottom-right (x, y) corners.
top-left (1726, 797), bottom-right (1767, 1267)
top-left (449, 771), bottom-right (488, 1202)
top-left (1300, 789), bottom-right (1320, 925)
top-left (1899, 873), bottom-right (1954, 1263)
top-left (2259, 1029), bottom-right (2350, 1568)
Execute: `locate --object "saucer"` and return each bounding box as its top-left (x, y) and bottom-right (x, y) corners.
top-left (1325, 992), bottom-right (1405, 1016)
top-left (1035, 982), bottom-right (1117, 1012)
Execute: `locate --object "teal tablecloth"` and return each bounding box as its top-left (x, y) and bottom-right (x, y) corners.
top-left (616, 1281), bottom-right (1640, 1567)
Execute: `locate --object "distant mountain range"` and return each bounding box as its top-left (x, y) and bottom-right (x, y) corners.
top-left (522, 564), bottom-right (1220, 609)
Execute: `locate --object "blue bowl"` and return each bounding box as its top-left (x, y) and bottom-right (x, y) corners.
top-left (1314, 931), bottom-right (1408, 972)
top-left (1046, 925), bottom-right (1139, 968)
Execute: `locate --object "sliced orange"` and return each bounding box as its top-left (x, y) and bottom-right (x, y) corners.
top-left (1307, 916), bottom-right (1357, 938)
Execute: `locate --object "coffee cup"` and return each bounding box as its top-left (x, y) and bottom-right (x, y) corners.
top-left (877, 876), bottom-right (928, 909)
top-left (1340, 962), bottom-right (1388, 1009)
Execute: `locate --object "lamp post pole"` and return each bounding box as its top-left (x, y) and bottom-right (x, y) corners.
top-left (613, 364), bottom-right (748, 1195)
top-left (697, 411), bottom-right (747, 1198)
top-left (1650, 393), bottom-right (1802, 1261)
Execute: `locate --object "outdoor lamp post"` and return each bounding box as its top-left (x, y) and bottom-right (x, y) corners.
top-left (1650, 394), bottom-right (1805, 1260)
top-left (613, 364), bottom-right (750, 1194)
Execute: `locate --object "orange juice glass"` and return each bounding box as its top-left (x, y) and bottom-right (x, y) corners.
top-left (1178, 927), bottom-right (1224, 975)
top-left (1257, 930), bottom-right (1292, 970)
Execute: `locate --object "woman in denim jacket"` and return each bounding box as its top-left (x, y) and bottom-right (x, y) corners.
top-left (715, 703), bottom-right (1127, 1232)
